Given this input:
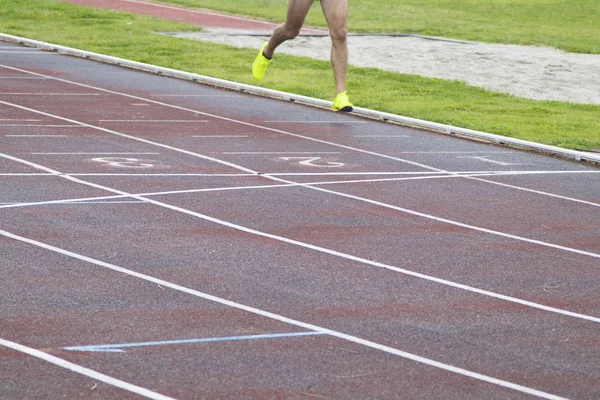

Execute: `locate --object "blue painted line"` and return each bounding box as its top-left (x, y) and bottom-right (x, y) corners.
top-left (0, 200), bottom-right (147, 206)
top-left (63, 331), bottom-right (326, 353)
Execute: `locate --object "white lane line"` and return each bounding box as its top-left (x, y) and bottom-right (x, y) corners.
top-left (192, 135), bottom-right (249, 138)
top-left (265, 121), bottom-right (367, 124)
top-left (467, 176), bottom-right (600, 207)
top-left (0, 93), bottom-right (100, 95)
top-left (1, 99), bottom-right (599, 251)
top-left (0, 338), bottom-right (175, 400)
top-left (0, 124), bottom-right (79, 127)
top-left (67, 173), bottom-right (254, 177)
top-left (223, 152), bottom-right (342, 155)
top-left (2, 98), bottom-right (599, 254)
top-left (0, 76), bottom-right (47, 79)
top-left (2, 151), bottom-right (599, 326)
top-left (149, 94), bottom-right (239, 97)
top-left (0, 173), bottom-right (54, 176)
top-left (6, 170), bottom-right (599, 178)
top-left (0, 231), bottom-right (570, 400)
top-left (398, 151), bottom-right (514, 154)
top-left (0, 65), bottom-right (440, 172)
top-left (4, 63), bottom-right (597, 210)
top-left (457, 156), bottom-right (521, 166)
top-left (0, 173), bottom-right (500, 209)
top-left (99, 120), bottom-right (208, 122)
top-left (31, 152), bottom-right (160, 155)
top-left (64, 332), bottom-right (325, 353)
top-left (3, 171), bottom-right (600, 210)
top-left (6, 135), bottom-right (67, 137)
top-left (265, 170), bottom-right (600, 176)
top-left (0, 50), bottom-right (43, 53)
top-left (355, 135), bottom-right (411, 138)
top-left (0, 119), bottom-right (42, 121)
top-left (270, 171), bottom-right (600, 258)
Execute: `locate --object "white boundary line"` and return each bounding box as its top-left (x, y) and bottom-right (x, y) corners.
top-left (2, 60), bottom-right (600, 205)
top-left (2, 150), bottom-right (599, 325)
top-left (0, 231), bottom-right (570, 400)
top-left (0, 33), bottom-right (597, 164)
top-left (0, 93), bottom-right (100, 95)
top-left (0, 74), bottom-right (597, 209)
top-left (2, 170), bottom-right (600, 209)
top-left (5, 135), bottom-right (68, 137)
top-left (1, 98), bottom-right (599, 247)
top-left (0, 172), bottom-right (532, 209)
top-left (0, 338), bottom-right (175, 400)
top-left (4, 170), bottom-right (600, 177)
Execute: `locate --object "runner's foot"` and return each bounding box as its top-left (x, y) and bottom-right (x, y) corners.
top-left (252, 43), bottom-right (272, 81)
top-left (332, 91), bottom-right (353, 112)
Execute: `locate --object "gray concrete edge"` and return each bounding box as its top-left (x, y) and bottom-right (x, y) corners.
top-left (1, 32), bottom-right (598, 165)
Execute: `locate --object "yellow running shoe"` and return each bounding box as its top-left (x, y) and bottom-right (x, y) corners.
top-left (332, 91), bottom-right (353, 112)
top-left (252, 43), bottom-right (272, 81)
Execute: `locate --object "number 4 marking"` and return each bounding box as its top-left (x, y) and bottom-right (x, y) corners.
top-left (279, 156), bottom-right (345, 168)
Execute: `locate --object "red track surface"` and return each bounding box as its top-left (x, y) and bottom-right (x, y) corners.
top-left (1, 7), bottom-right (599, 400)
top-left (57, 0), bottom-right (327, 35)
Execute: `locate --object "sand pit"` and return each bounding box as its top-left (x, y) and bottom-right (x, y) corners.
top-left (168, 30), bottom-right (600, 106)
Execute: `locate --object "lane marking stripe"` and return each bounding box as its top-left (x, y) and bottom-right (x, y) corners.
top-left (2, 62), bottom-right (596, 209)
top-left (0, 338), bottom-right (175, 400)
top-left (0, 93), bottom-right (100, 95)
top-left (192, 135), bottom-right (248, 138)
top-left (99, 120), bottom-right (208, 122)
top-left (2, 152), bottom-right (599, 327)
top-left (1, 99), bottom-right (598, 256)
top-left (31, 152), bottom-right (160, 155)
top-left (0, 124), bottom-right (80, 127)
top-left (6, 135), bottom-right (67, 137)
top-left (0, 231), bottom-right (570, 400)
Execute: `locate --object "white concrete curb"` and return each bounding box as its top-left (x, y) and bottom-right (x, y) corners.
top-left (1, 33), bottom-right (599, 165)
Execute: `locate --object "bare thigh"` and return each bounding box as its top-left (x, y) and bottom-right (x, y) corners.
top-left (284, 0), bottom-right (315, 33)
top-left (319, 0), bottom-right (349, 37)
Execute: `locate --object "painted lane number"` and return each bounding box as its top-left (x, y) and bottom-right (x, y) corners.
top-left (91, 157), bottom-right (154, 168)
top-left (279, 156), bottom-right (345, 168)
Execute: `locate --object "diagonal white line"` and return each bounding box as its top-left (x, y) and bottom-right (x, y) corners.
top-left (1, 63), bottom-right (596, 209)
top-left (0, 99), bottom-right (598, 255)
top-left (99, 120), bottom-right (208, 122)
top-left (6, 135), bottom-right (67, 137)
top-left (0, 172), bottom-right (505, 209)
top-left (0, 231), bottom-right (570, 400)
top-left (0, 338), bottom-right (175, 400)
top-left (0, 100), bottom-right (256, 175)
top-left (0, 93), bottom-right (100, 95)
top-left (1, 151), bottom-right (599, 325)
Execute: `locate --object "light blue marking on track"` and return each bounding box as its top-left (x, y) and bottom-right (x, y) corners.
top-left (0, 200), bottom-right (146, 206)
top-left (63, 331), bottom-right (326, 353)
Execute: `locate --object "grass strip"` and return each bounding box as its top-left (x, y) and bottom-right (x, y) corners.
top-left (155, 0), bottom-right (600, 54)
top-left (1, 0), bottom-right (599, 150)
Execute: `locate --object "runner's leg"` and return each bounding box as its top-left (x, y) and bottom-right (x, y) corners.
top-left (264, 0), bottom-right (314, 58)
top-left (320, 0), bottom-right (349, 94)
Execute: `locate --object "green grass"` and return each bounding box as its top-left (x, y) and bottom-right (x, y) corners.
top-left (1, 0), bottom-right (599, 150)
top-left (156, 0), bottom-right (600, 54)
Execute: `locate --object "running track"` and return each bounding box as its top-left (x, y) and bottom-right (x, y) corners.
top-left (1, 41), bottom-right (599, 399)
